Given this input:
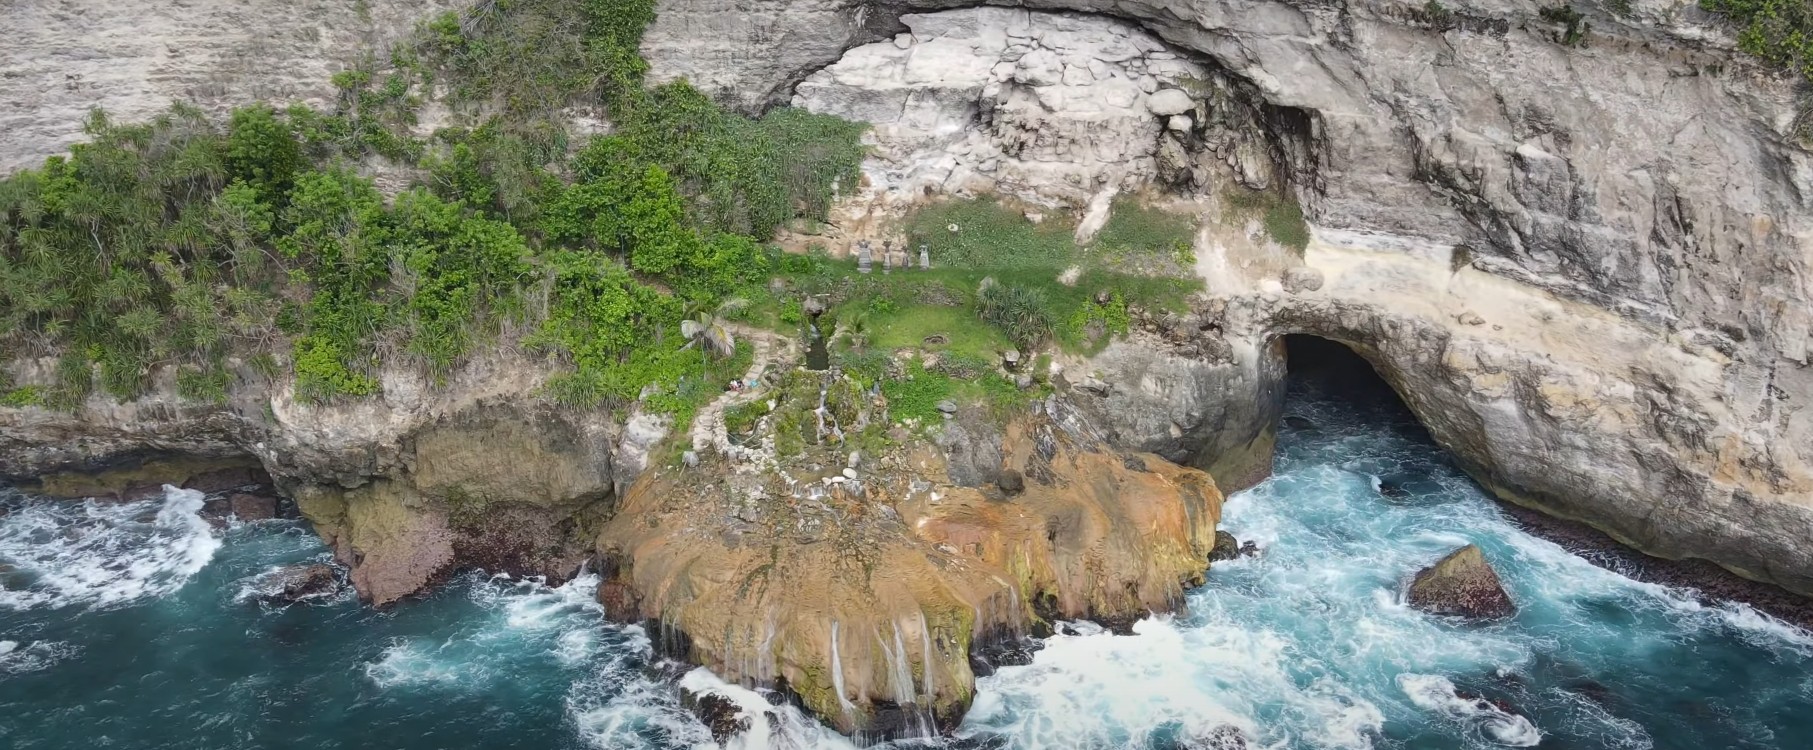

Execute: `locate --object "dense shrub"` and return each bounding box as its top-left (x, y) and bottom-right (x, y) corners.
top-left (0, 0), bottom-right (865, 422)
top-left (976, 282), bottom-right (1056, 349)
top-left (1702, 0), bottom-right (1813, 81)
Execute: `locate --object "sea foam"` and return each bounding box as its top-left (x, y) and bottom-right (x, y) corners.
top-left (0, 486), bottom-right (220, 610)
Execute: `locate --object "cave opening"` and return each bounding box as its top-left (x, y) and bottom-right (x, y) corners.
top-left (1279, 333), bottom-right (1438, 451)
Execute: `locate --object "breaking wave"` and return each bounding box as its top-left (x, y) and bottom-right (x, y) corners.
top-left (0, 487), bottom-right (220, 610)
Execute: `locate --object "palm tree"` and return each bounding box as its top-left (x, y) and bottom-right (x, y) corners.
top-left (681, 298), bottom-right (744, 360)
top-left (842, 309), bottom-right (871, 351)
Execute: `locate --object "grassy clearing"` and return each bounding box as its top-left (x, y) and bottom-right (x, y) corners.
top-left (1093, 196), bottom-right (1198, 269)
top-left (882, 197), bottom-right (1201, 354)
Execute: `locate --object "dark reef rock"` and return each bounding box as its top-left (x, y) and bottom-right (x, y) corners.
top-left (261, 564), bottom-right (342, 604)
top-left (969, 635), bottom-right (1043, 677)
top-left (1180, 724), bottom-right (1250, 749)
top-left (1407, 544), bottom-right (1516, 619)
top-left (1211, 531), bottom-right (1242, 562)
top-left (681, 689), bottom-right (757, 745)
top-left (228, 493), bottom-right (280, 521)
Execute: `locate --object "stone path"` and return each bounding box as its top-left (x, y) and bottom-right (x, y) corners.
top-left (689, 323), bottom-right (799, 468)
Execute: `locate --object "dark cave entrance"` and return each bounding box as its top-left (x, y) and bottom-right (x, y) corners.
top-left (1279, 334), bottom-right (1438, 448)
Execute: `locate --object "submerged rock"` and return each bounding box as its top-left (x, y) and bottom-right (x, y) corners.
top-left (1181, 724), bottom-right (1251, 750)
top-left (1407, 545), bottom-right (1516, 620)
top-left (258, 564), bottom-right (342, 604)
top-left (681, 689), bottom-right (759, 746)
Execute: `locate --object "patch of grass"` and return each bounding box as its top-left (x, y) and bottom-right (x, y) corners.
top-left (0, 386), bottom-right (45, 408)
top-left (1226, 188), bottom-right (1311, 253)
top-left (866, 301), bottom-right (1013, 362)
top-left (904, 198), bottom-right (1079, 272)
top-left (881, 360), bottom-right (955, 423)
top-left (1091, 196), bottom-right (1196, 267)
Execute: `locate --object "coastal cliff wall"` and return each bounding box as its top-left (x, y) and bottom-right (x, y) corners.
top-left (0, 352), bottom-right (642, 605)
top-left (642, 0), bottom-right (1813, 593)
top-left (2, 0), bottom-right (1811, 653)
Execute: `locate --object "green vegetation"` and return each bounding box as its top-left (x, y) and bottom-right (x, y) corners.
top-left (881, 361), bottom-right (955, 423)
top-left (1415, 0), bottom-right (1457, 28)
top-left (1226, 188), bottom-right (1311, 253)
top-left (1093, 196), bottom-right (1197, 268)
top-left (0, 386), bottom-right (44, 408)
top-left (1538, 5), bottom-right (1592, 48)
top-left (875, 197), bottom-right (1201, 356)
top-left (1701, 0), bottom-right (1813, 85)
top-left (0, 0), bottom-right (866, 430)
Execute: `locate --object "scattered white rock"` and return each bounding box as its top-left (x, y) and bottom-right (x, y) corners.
top-left (1146, 88), bottom-right (1194, 116)
top-left (1282, 267), bottom-right (1326, 294)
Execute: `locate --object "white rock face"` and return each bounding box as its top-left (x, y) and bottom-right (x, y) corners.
top-left (793, 8), bottom-right (1211, 207)
top-left (0, 0), bottom-right (458, 173)
top-left (647, 1), bottom-right (1813, 595)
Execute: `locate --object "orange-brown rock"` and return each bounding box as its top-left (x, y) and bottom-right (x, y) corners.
top-left (595, 413), bottom-right (1222, 735)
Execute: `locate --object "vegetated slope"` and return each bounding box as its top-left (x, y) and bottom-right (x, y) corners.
top-left (0, 0), bottom-right (864, 428)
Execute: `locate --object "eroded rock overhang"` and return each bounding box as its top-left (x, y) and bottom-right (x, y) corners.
top-left (644, 0), bottom-right (1813, 596)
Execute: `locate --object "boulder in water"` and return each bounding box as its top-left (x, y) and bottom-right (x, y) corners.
top-left (261, 564), bottom-right (342, 604)
top-left (1180, 724), bottom-right (1250, 749)
top-left (1210, 530), bottom-right (1242, 562)
top-left (229, 493), bottom-right (279, 521)
top-left (681, 689), bottom-right (757, 746)
top-left (1210, 531), bottom-right (1259, 562)
top-left (1407, 544), bottom-right (1516, 619)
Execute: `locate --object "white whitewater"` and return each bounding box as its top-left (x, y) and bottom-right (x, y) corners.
top-left (0, 486), bottom-right (220, 610)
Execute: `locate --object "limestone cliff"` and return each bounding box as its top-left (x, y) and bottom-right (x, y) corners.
top-left (2, 0), bottom-right (1811, 655)
top-left (643, 1), bottom-right (1813, 596)
top-left (0, 0), bottom-right (465, 174)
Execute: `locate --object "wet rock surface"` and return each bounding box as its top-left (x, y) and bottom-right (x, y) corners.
top-left (257, 564), bottom-right (343, 604)
top-left (1407, 544), bottom-right (1517, 620)
top-left (968, 635), bottom-right (1043, 677)
top-left (1498, 501), bottom-right (1813, 630)
top-left (681, 689), bottom-right (758, 745)
top-left (594, 401), bottom-right (1222, 735)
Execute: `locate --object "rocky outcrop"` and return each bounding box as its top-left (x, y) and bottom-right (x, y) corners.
top-left (1407, 544), bottom-right (1517, 619)
top-left (593, 405), bottom-right (1223, 735)
top-left (256, 563), bottom-right (345, 604)
top-left (642, 1), bottom-right (1813, 597)
top-left (1, 352), bottom-right (639, 606)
